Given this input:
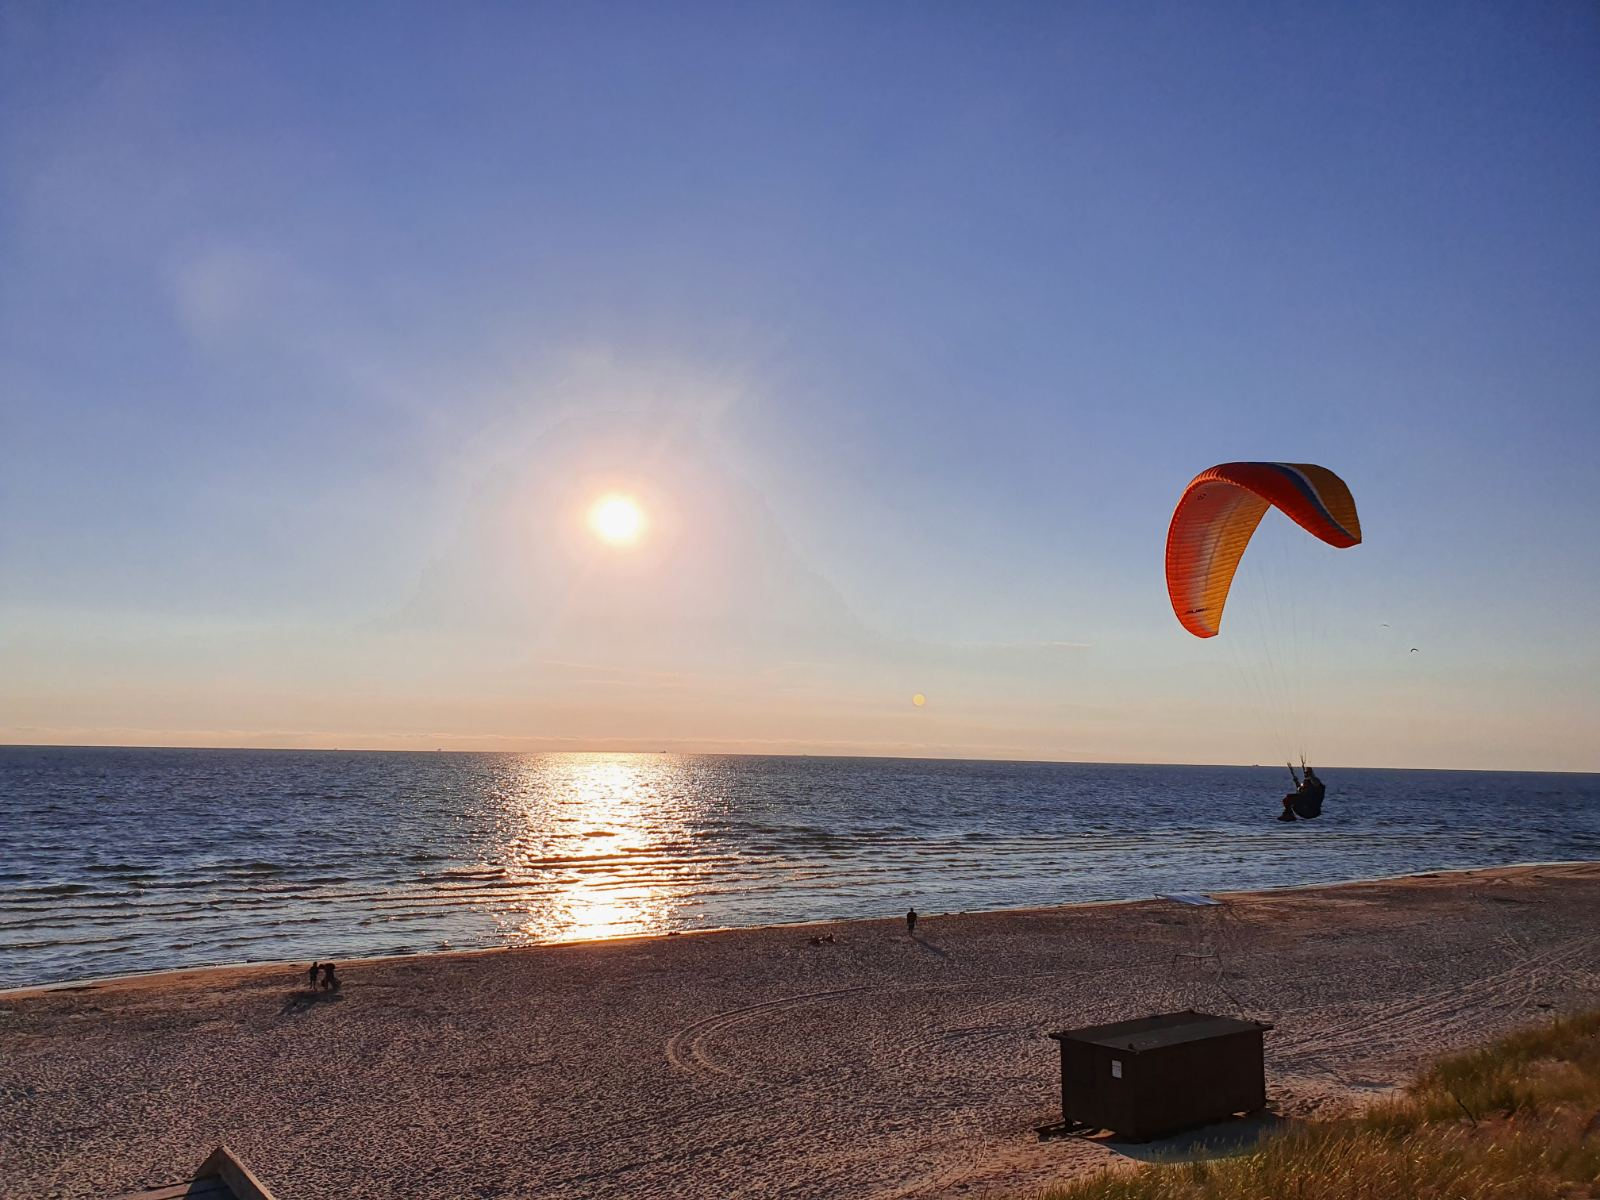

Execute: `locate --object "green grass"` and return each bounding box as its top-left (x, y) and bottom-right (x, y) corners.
top-left (1039, 1010), bottom-right (1600, 1200)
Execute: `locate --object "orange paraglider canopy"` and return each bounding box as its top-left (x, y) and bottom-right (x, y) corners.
top-left (1166, 462), bottom-right (1361, 638)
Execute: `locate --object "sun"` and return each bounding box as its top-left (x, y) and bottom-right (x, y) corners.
top-left (587, 493), bottom-right (646, 547)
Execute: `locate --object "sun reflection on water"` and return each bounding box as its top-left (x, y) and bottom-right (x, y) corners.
top-left (499, 753), bottom-right (705, 944)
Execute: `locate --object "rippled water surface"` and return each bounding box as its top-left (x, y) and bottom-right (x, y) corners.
top-left (3, 747), bottom-right (1597, 987)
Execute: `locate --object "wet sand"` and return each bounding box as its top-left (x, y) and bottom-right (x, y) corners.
top-left (4, 862), bottom-right (1599, 1199)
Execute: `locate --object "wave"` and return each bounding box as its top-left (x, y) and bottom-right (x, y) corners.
top-left (16, 883), bottom-right (102, 897)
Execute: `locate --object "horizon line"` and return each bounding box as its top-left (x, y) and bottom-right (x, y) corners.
top-left (1, 741), bottom-right (1594, 776)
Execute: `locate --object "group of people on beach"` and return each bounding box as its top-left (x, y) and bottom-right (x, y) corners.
top-left (306, 960), bottom-right (339, 992)
top-left (806, 908), bottom-right (918, 946)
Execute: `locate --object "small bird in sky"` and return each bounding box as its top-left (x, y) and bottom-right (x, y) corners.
top-left (1410, 648), bottom-right (1420, 653)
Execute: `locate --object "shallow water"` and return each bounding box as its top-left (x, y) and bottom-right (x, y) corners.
top-left (2, 747), bottom-right (1597, 988)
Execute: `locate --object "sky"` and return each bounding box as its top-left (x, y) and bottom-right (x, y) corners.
top-left (2, 3), bottom-right (1597, 770)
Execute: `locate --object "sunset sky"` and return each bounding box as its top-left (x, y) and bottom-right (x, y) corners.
top-left (3, 4), bottom-right (1597, 770)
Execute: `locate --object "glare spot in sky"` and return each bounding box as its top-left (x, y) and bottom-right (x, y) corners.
top-left (913, 693), bottom-right (926, 707)
top-left (588, 493), bottom-right (646, 547)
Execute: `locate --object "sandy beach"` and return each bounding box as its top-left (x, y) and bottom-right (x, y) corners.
top-left (4, 862), bottom-right (1599, 1199)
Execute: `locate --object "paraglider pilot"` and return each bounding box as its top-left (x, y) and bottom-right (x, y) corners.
top-left (1279, 764), bottom-right (1326, 821)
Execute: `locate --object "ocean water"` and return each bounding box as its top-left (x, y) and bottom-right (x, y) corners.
top-left (2, 747), bottom-right (1597, 989)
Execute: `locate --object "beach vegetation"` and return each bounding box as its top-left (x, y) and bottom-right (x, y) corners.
top-left (1039, 1009), bottom-right (1600, 1200)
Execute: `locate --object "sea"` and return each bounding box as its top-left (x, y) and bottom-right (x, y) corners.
top-left (2, 747), bottom-right (1597, 989)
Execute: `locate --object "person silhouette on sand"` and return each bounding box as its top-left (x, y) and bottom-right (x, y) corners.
top-left (906, 907), bottom-right (918, 935)
top-left (320, 962), bottom-right (339, 992)
top-left (307, 961), bottom-right (319, 989)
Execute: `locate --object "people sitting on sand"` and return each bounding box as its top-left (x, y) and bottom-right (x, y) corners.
top-left (320, 961), bottom-right (339, 991)
top-left (807, 932), bottom-right (836, 946)
top-left (906, 907), bottom-right (918, 935)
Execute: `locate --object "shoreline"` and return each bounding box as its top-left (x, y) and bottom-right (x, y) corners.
top-left (4, 858), bottom-right (1590, 1001)
top-left (7, 859), bottom-right (1599, 1199)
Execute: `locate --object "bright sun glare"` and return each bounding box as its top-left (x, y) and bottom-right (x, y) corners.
top-left (587, 493), bottom-right (646, 547)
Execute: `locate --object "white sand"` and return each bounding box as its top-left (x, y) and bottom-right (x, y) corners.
top-left (3, 863), bottom-right (1598, 1199)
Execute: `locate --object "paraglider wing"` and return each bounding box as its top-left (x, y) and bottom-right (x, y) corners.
top-left (1165, 462), bottom-right (1361, 638)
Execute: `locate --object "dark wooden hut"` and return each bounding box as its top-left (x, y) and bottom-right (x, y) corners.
top-left (1047, 1010), bottom-right (1271, 1141)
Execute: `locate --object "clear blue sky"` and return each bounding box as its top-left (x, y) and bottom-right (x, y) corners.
top-left (3, 3), bottom-right (1597, 769)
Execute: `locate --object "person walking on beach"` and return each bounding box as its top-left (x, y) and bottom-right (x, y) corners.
top-left (320, 961), bottom-right (339, 992)
top-left (307, 960), bottom-right (320, 989)
top-left (906, 907), bottom-right (917, 935)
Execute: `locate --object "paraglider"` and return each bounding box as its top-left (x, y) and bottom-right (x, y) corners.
top-left (1165, 462), bottom-right (1361, 639)
top-left (1166, 462), bottom-right (1362, 820)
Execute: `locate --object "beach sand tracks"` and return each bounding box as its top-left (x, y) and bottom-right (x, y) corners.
top-left (665, 985), bottom-right (876, 1083)
top-left (879, 979), bottom-right (1096, 1076)
top-left (1270, 932), bottom-right (1599, 1074)
top-left (665, 976), bottom-right (1060, 1093)
top-left (663, 961), bottom-right (1168, 1106)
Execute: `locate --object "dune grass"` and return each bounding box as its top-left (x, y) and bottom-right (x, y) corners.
top-left (1040, 1010), bottom-right (1600, 1200)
